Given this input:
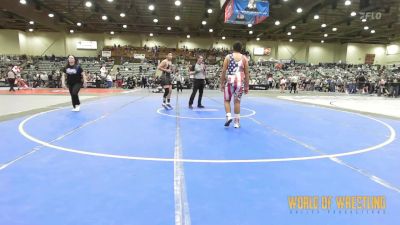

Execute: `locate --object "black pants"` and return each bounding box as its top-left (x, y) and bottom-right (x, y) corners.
top-left (290, 83), bottom-right (297, 93)
top-left (8, 78), bottom-right (16, 91)
top-left (68, 83), bottom-right (82, 107)
top-left (189, 79), bottom-right (205, 106)
top-left (177, 81), bottom-right (183, 92)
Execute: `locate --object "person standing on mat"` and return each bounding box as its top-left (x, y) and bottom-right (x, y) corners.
top-left (188, 55), bottom-right (206, 109)
top-left (158, 52), bottom-right (174, 109)
top-left (62, 55), bottom-right (87, 112)
top-left (220, 42), bottom-right (250, 128)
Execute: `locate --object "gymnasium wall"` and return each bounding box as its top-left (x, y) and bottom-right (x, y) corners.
top-left (278, 42), bottom-right (308, 63)
top-left (309, 43), bottom-right (336, 64)
top-left (0, 30), bottom-right (21, 55)
top-left (385, 43), bottom-right (400, 65)
top-left (18, 31), bottom-right (66, 56)
top-left (346, 43), bottom-right (386, 65)
top-left (1, 29), bottom-right (400, 65)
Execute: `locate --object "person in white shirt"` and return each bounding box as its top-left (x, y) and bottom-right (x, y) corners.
top-left (100, 65), bottom-right (107, 78)
top-left (106, 74), bottom-right (113, 88)
top-left (290, 72), bottom-right (299, 94)
top-left (280, 77), bottom-right (287, 93)
top-left (267, 76), bottom-right (274, 89)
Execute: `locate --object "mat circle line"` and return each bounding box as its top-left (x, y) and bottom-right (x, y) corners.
top-left (18, 106), bottom-right (396, 163)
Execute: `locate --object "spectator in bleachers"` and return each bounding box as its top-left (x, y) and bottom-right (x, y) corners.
top-left (100, 64), bottom-right (107, 78)
top-left (279, 77), bottom-right (287, 93)
top-left (106, 73), bottom-right (113, 88)
top-left (141, 76), bottom-right (147, 88)
top-left (289, 72), bottom-right (299, 94)
top-left (7, 65), bottom-right (17, 92)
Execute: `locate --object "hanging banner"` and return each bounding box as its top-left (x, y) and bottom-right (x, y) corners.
top-left (76, 41), bottom-right (98, 50)
top-left (134, 54), bottom-right (146, 59)
top-left (225, 0), bottom-right (269, 25)
top-left (102, 51), bottom-right (112, 57)
top-left (365, 54), bottom-right (375, 65)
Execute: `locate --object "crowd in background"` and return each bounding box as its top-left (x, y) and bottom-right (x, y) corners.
top-left (1, 50), bottom-right (399, 98)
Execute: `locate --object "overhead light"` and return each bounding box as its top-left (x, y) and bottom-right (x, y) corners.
top-left (202, 20), bottom-right (207, 25)
top-left (362, 18), bottom-right (367, 22)
top-left (153, 18), bottom-right (159, 23)
top-left (249, 30), bottom-right (253, 34)
top-left (324, 33), bottom-right (328, 37)
top-left (350, 11), bottom-right (356, 17)
top-left (175, 0), bottom-right (181, 6)
top-left (297, 8), bottom-right (303, 13)
top-left (321, 40), bottom-right (324, 43)
top-left (120, 13), bottom-right (126, 18)
top-left (149, 33), bottom-right (153, 37)
top-left (28, 28), bottom-right (34, 32)
top-left (345, 0), bottom-right (351, 6)
top-left (332, 27), bottom-right (337, 31)
top-left (283, 0), bottom-right (288, 1)
top-left (364, 26), bottom-right (369, 30)
top-left (287, 32), bottom-right (292, 35)
top-left (122, 24), bottom-right (127, 28)
top-left (148, 4), bottom-right (155, 11)
top-left (222, 36), bottom-right (226, 40)
top-left (371, 29), bottom-right (375, 33)
top-left (102, 15), bottom-right (108, 20)
top-left (321, 23), bottom-right (327, 28)
top-left (289, 38), bottom-right (293, 42)
top-left (20, 0), bottom-right (27, 5)
top-left (110, 31), bottom-right (114, 35)
top-left (85, 1), bottom-right (92, 7)
top-left (175, 15), bottom-right (180, 20)
top-left (291, 25), bottom-right (296, 29)
top-left (209, 28), bottom-right (213, 32)
top-left (256, 37), bottom-right (260, 41)
top-left (48, 13), bottom-right (54, 18)
top-left (248, 24), bottom-right (252, 28)
top-left (187, 34), bottom-right (190, 38)
top-left (167, 26), bottom-right (171, 30)
top-left (207, 8), bottom-right (213, 14)
top-left (107, 0), bottom-right (114, 2)
top-left (77, 22), bottom-right (82, 26)
top-left (29, 21), bottom-right (34, 25)
top-left (275, 20), bottom-right (280, 25)
top-left (314, 15), bottom-right (319, 19)
top-left (70, 29), bottom-right (74, 34)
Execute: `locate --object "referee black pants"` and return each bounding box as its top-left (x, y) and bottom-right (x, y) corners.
top-left (189, 79), bottom-right (205, 106)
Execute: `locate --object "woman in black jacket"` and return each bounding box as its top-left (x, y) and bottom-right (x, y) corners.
top-left (62, 55), bottom-right (87, 112)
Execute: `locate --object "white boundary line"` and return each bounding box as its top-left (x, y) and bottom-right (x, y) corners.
top-left (156, 107), bottom-right (256, 120)
top-left (249, 116), bottom-right (400, 193)
top-left (2, 95), bottom-right (147, 170)
top-left (18, 104), bottom-right (396, 163)
top-left (173, 94), bottom-right (191, 225)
